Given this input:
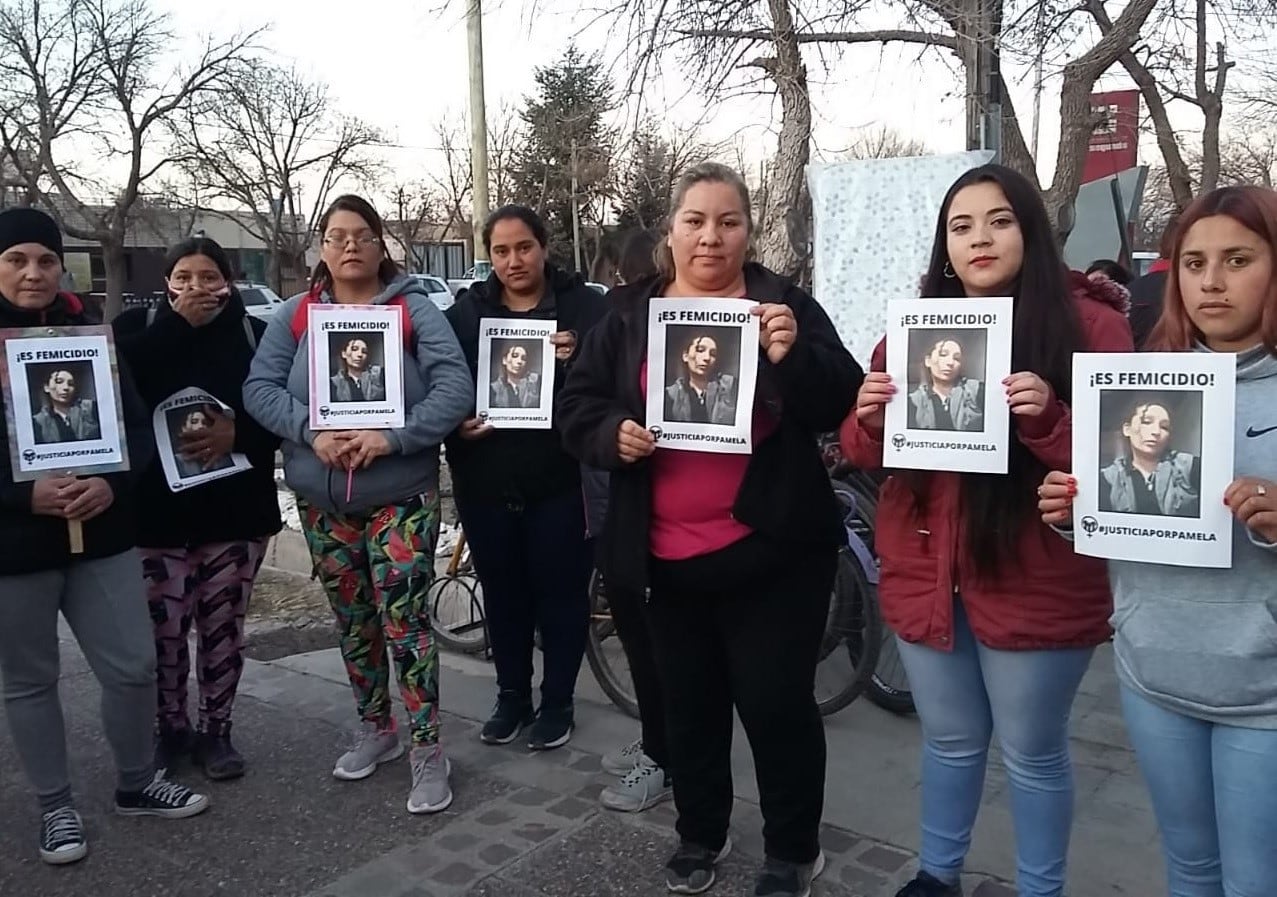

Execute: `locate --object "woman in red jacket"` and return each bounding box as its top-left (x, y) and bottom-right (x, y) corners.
top-left (841, 164), bottom-right (1132, 897)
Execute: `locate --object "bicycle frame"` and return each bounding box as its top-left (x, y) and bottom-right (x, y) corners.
top-left (837, 488), bottom-right (879, 586)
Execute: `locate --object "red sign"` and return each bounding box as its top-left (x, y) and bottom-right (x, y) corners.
top-left (1082, 89), bottom-right (1140, 183)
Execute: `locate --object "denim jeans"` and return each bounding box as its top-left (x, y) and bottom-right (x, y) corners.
top-left (1120, 686), bottom-right (1277, 896)
top-left (895, 600), bottom-right (1093, 897)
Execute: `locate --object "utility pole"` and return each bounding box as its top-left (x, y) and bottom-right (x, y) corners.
top-left (963, 0), bottom-right (1003, 164)
top-left (570, 141), bottom-right (583, 275)
top-left (466, 0), bottom-right (491, 277)
top-left (1029, 0), bottom-right (1046, 161)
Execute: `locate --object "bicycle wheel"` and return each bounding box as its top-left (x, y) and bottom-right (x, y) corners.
top-left (429, 574), bottom-right (489, 654)
top-left (869, 623), bottom-right (915, 715)
top-left (583, 569), bottom-right (641, 719)
top-left (816, 547), bottom-right (882, 716)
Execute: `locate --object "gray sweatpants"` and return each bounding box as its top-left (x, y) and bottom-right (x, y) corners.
top-left (0, 549), bottom-right (157, 811)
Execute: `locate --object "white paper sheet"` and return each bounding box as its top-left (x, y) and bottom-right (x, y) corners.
top-left (153, 387), bottom-right (252, 492)
top-left (308, 304), bottom-right (406, 430)
top-left (475, 318), bottom-right (556, 430)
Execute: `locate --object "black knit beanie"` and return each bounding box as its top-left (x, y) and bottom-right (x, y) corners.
top-left (0, 207), bottom-right (64, 260)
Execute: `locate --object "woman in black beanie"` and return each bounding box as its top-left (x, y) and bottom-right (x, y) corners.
top-left (0, 207), bottom-right (209, 868)
top-left (113, 237), bottom-right (282, 780)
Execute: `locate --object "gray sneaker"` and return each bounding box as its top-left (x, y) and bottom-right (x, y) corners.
top-left (601, 758), bottom-right (672, 812)
top-left (407, 744), bottom-right (454, 814)
top-left (602, 737), bottom-right (645, 775)
top-left (333, 721), bottom-right (403, 781)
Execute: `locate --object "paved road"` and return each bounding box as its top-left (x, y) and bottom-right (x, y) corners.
top-left (0, 630), bottom-right (1160, 896)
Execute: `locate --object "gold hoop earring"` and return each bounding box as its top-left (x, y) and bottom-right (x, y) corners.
top-left (943, 261), bottom-right (956, 279)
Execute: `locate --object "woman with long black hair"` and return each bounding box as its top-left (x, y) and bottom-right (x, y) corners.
top-left (842, 164), bottom-right (1132, 897)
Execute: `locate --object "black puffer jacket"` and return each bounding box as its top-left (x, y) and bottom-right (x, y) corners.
top-left (444, 265), bottom-right (607, 504)
top-left (0, 292), bottom-right (153, 574)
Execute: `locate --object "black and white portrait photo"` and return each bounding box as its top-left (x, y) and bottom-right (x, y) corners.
top-left (905, 329), bottom-right (988, 433)
top-left (1097, 391), bottom-right (1203, 519)
top-left (327, 331), bottom-right (387, 404)
top-left (662, 325), bottom-right (742, 426)
top-left (166, 404), bottom-right (235, 480)
top-left (27, 361), bottom-right (101, 445)
top-left (489, 339), bottom-right (544, 409)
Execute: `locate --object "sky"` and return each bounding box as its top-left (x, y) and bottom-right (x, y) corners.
top-left (157, 0), bottom-right (1260, 202)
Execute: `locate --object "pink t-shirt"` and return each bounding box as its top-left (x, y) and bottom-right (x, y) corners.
top-left (641, 360), bottom-right (777, 561)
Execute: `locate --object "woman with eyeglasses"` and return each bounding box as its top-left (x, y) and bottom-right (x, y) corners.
top-left (113, 237), bottom-right (281, 781)
top-left (244, 195), bottom-right (472, 814)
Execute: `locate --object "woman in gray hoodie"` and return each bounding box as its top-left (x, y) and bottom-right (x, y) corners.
top-left (1039, 185), bottom-right (1277, 895)
top-left (243, 195), bottom-right (472, 815)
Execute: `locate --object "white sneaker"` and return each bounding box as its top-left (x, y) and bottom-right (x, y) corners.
top-left (333, 721), bottom-right (403, 781)
top-left (600, 758), bottom-right (673, 813)
top-left (601, 737), bottom-right (646, 776)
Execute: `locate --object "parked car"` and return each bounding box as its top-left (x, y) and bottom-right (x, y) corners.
top-left (585, 282), bottom-right (608, 294)
top-left (236, 281), bottom-right (285, 320)
top-left (408, 274), bottom-right (455, 312)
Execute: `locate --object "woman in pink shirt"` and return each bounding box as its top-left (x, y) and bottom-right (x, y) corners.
top-left (558, 162), bottom-right (863, 897)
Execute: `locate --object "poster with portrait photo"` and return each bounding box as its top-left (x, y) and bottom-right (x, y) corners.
top-left (307, 303), bottom-right (405, 430)
top-left (645, 297), bottom-right (760, 455)
top-left (0, 326), bottom-right (129, 481)
top-left (1071, 352), bottom-right (1236, 568)
top-left (475, 318), bottom-right (556, 429)
top-left (153, 387), bottom-right (252, 492)
top-left (883, 296), bottom-right (1013, 474)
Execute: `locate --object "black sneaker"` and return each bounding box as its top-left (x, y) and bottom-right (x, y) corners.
top-left (528, 703), bottom-right (574, 751)
top-left (754, 851), bottom-right (826, 897)
top-left (39, 807), bottom-right (87, 866)
top-left (896, 872), bottom-right (964, 897)
top-left (666, 837), bottom-right (732, 895)
top-left (480, 691), bottom-right (535, 745)
top-left (154, 726), bottom-right (193, 775)
top-left (115, 774), bottom-right (210, 819)
top-left (194, 726), bottom-right (245, 781)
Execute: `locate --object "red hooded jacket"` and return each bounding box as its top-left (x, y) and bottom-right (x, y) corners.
top-left (840, 273), bottom-right (1134, 651)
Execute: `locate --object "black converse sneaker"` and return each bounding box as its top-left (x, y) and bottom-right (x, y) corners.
top-left (39, 806), bottom-right (87, 865)
top-left (115, 773), bottom-right (210, 819)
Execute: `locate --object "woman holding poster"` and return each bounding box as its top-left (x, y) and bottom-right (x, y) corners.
top-left (0, 208), bottom-right (210, 867)
top-left (113, 237), bottom-right (282, 781)
top-left (559, 163), bottom-right (863, 897)
top-left (244, 195), bottom-right (472, 815)
top-left (842, 164), bottom-right (1133, 897)
top-left (1040, 185), bottom-right (1277, 894)
top-left (444, 205), bottom-right (606, 753)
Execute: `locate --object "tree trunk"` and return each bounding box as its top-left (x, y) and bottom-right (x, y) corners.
top-left (267, 248), bottom-right (284, 294)
top-left (102, 239), bottom-right (127, 322)
top-left (756, 0), bottom-right (811, 278)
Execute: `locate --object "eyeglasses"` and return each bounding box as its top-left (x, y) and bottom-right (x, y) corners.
top-left (323, 232), bottom-right (381, 248)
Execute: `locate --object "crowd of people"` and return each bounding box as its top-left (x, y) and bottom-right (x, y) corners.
top-left (0, 158), bottom-right (1273, 897)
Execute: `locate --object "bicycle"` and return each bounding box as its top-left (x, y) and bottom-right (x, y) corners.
top-left (428, 527), bottom-right (489, 654)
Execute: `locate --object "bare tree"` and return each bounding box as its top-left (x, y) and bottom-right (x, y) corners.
top-left (430, 115), bottom-right (475, 245)
top-left (383, 181), bottom-right (441, 271)
top-left (488, 101), bottom-right (526, 209)
top-left (841, 125), bottom-right (931, 160)
top-left (0, 0), bottom-right (258, 317)
top-left (173, 60), bottom-right (381, 295)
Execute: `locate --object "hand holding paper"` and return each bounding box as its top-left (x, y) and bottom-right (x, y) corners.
top-left (179, 408), bottom-right (235, 469)
top-left (1225, 476), bottom-right (1277, 543)
top-left (458, 417), bottom-right (494, 441)
top-left (753, 304), bottom-right (797, 364)
top-left (550, 330), bottom-right (578, 362)
top-left (1037, 470), bottom-right (1078, 526)
top-left (617, 419), bottom-right (656, 464)
top-left (1004, 372), bottom-right (1051, 417)
top-left (854, 373), bottom-right (896, 430)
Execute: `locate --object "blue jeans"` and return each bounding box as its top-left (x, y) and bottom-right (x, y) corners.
top-left (1120, 686), bottom-right (1277, 896)
top-left (895, 600), bottom-right (1093, 897)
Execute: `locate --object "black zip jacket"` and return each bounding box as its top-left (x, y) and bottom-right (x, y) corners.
top-left (556, 262), bottom-right (864, 589)
top-left (0, 292), bottom-right (153, 575)
top-left (113, 291), bottom-right (282, 548)
top-left (444, 265), bottom-right (607, 505)
top-left (1128, 269), bottom-right (1167, 350)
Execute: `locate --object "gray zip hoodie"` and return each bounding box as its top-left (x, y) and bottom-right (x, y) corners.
top-left (1062, 344), bottom-right (1277, 728)
top-left (243, 276), bottom-right (472, 514)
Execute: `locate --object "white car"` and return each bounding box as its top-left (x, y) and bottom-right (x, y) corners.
top-left (236, 282), bottom-right (285, 320)
top-left (408, 274), bottom-right (455, 312)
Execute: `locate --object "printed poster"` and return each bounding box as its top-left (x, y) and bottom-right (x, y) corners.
top-left (308, 304), bottom-right (405, 430)
top-left (475, 318), bottom-right (556, 430)
top-left (0, 326), bottom-right (130, 480)
top-left (153, 387), bottom-right (252, 492)
top-left (883, 296), bottom-right (1014, 474)
top-left (645, 297), bottom-right (760, 455)
top-left (1071, 352), bottom-right (1236, 567)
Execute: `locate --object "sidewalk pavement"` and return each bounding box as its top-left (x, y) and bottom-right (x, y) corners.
top-left (0, 631), bottom-right (1162, 896)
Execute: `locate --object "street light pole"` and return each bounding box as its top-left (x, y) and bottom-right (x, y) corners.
top-left (466, 0), bottom-right (491, 275)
